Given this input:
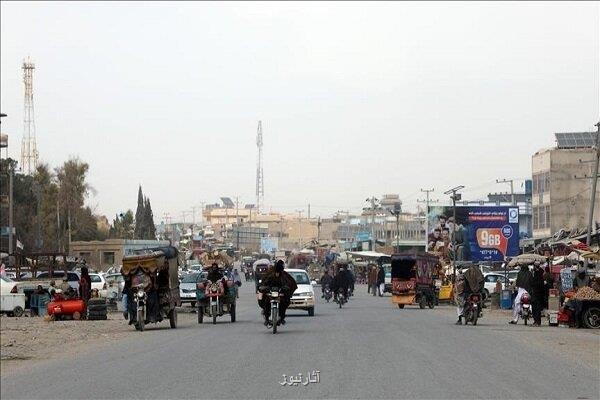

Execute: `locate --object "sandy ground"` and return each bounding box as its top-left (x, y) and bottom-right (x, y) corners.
top-left (0, 311), bottom-right (134, 373)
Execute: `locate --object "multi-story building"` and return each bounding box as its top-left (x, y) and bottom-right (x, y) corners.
top-left (531, 132), bottom-right (599, 239)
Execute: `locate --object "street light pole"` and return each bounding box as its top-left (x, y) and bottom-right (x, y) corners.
top-left (390, 201), bottom-right (401, 253)
top-left (496, 178), bottom-right (516, 205)
top-left (444, 185), bottom-right (465, 283)
top-left (584, 122), bottom-right (600, 268)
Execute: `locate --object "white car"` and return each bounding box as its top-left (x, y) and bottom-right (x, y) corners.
top-left (89, 273), bottom-right (108, 297)
top-left (286, 268), bottom-right (315, 316)
top-left (104, 273), bottom-right (125, 300)
top-left (482, 273), bottom-right (511, 299)
top-left (179, 271), bottom-right (206, 307)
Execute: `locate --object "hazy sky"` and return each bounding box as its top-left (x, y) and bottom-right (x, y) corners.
top-left (1, 2), bottom-right (599, 222)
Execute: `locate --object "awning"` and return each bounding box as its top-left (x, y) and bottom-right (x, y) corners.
top-left (346, 251), bottom-right (390, 260)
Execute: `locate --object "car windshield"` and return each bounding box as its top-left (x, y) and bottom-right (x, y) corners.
top-left (1, 275), bottom-right (14, 283)
top-left (289, 272), bottom-right (310, 285)
top-left (90, 275), bottom-right (102, 283)
top-left (182, 273), bottom-right (203, 283)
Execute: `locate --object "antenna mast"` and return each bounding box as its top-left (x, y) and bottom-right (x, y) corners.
top-left (21, 57), bottom-right (38, 175)
top-left (256, 120), bottom-right (264, 213)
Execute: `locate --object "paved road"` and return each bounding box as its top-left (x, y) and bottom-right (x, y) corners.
top-left (2, 282), bottom-right (598, 399)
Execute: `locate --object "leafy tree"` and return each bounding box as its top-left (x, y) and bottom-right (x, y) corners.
top-left (110, 210), bottom-right (134, 239)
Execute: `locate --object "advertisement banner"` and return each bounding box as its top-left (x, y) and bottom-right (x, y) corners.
top-left (260, 237), bottom-right (278, 253)
top-left (427, 206), bottom-right (519, 262)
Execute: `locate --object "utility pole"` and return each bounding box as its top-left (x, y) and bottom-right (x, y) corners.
top-left (584, 122), bottom-right (600, 267)
top-left (496, 178), bottom-right (516, 205)
top-left (308, 203), bottom-right (311, 220)
top-left (296, 210), bottom-right (303, 250)
top-left (418, 188), bottom-right (438, 251)
top-left (444, 186), bottom-right (465, 283)
top-left (390, 202), bottom-right (402, 253)
top-left (163, 212), bottom-right (171, 242)
top-left (8, 163), bottom-right (14, 255)
top-left (235, 196), bottom-right (240, 250)
top-left (366, 197), bottom-right (378, 251)
top-left (191, 205), bottom-right (198, 236)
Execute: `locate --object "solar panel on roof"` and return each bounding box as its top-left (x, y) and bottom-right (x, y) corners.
top-left (555, 132), bottom-right (598, 148)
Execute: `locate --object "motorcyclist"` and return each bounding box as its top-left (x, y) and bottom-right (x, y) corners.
top-left (331, 264), bottom-right (352, 303)
top-left (206, 262), bottom-right (225, 283)
top-left (259, 260), bottom-right (297, 327)
top-left (320, 269), bottom-right (333, 298)
top-left (510, 264), bottom-right (532, 325)
top-left (456, 265), bottom-right (484, 325)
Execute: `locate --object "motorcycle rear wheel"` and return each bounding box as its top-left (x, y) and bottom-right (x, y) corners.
top-left (198, 306), bottom-right (203, 324)
top-left (212, 305), bottom-right (217, 325)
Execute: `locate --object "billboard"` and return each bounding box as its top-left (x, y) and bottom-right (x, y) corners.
top-left (260, 237), bottom-right (279, 253)
top-left (427, 206), bottom-right (519, 262)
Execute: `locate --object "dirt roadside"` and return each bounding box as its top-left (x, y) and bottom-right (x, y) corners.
top-left (0, 312), bottom-right (134, 374)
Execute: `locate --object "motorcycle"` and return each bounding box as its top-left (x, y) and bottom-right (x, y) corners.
top-left (463, 293), bottom-right (482, 326)
top-left (133, 284), bottom-right (147, 331)
top-left (323, 285), bottom-right (332, 303)
top-left (336, 288), bottom-right (347, 309)
top-left (197, 279), bottom-right (236, 325)
top-left (265, 286), bottom-right (284, 334)
top-left (520, 293), bottom-right (532, 325)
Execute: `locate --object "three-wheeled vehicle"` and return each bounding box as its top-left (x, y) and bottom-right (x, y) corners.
top-left (391, 253), bottom-right (438, 309)
top-left (122, 246), bottom-right (181, 332)
top-left (196, 264), bottom-right (237, 324)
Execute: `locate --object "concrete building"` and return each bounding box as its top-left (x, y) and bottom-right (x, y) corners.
top-left (70, 239), bottom-right (169, 270)
top-left (532, 134), bottom-right (599, 239)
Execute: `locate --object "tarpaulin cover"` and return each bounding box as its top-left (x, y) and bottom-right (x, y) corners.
top-left (121, 252), bottom-right (166, 276)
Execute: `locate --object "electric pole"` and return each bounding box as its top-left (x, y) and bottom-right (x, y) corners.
top-left (584, 122), bottom-right (600, 267)
top-left (418, 188), bottom-right (438, 251)
top-left (235, 196), bottom-right (240, 250)
top-left (444, 185), bottom-right (465, 283)
top-left (496, 178), bottom-right (516, 205)
top-left (366, 197), bottom-right (379, 251)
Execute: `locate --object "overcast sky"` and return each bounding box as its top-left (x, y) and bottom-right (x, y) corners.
top-left (1, 1), bottom-right (598, 222)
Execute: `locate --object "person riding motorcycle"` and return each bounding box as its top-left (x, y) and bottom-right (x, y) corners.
top-left (331, 264), bottom-right (352, 303)
top-left (259, 260), bottom-right (298, 327)
top-left (510, 264), bottom-right (532, 325)
top-left (455, 265), bottom-right (484, 325)
top-left (320, 270), bottom-right (333, 298)
top-left (206, 263), bottom-right (229, 300)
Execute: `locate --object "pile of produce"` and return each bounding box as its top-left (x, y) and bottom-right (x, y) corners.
top-left (573, 286), bottom-right (600, 300)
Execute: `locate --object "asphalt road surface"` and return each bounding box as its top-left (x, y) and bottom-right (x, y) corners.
top-left (2, 282), bottom-right (599, 400)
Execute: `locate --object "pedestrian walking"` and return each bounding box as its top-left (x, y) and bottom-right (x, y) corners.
top-left (367, 265), bottom-right (376, 294)
top-left (377, 266), bottom-right (385, 297)
top-left (542, 266), bottom-right (554, 309)
top-left (530, 262), bottom-right (545, 326)
top-left (79, 266), bottom-right (92, 315)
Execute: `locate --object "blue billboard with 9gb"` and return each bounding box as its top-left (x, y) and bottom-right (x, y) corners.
top-left (427, 206), bottom-right (520, 262)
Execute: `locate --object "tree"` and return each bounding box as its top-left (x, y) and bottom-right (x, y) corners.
top-left (110, 210), bottom-right (134, 239)
top-left (143, 197), bottom-right (156, 239)
top-left (134, 186), bottom-right (145, 239)
top-left (55, 157), bottom-right (93, 251)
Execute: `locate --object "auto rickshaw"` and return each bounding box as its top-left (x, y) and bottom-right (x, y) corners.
top-left (391, 253), bottom-right (438, 309)
top-left (122, 246), bottom-right (181, 332)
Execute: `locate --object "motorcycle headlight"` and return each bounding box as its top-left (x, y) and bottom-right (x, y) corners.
top-left (137, 290), bottom-right (145, 298)
top-left (271, 291), bottom-right (280, 297)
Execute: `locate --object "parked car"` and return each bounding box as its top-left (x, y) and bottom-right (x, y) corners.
top-left (89, 273), bottom-right (108, 297)
top-left (482, 273), bottom-right (511, 299)
top-left (104, 273), bottom-right (125, 301)
top-left (0, 275), bottom-right (18, 294)
top-left (179, 272), bottom-right (206, 307)
top-left (34, 271), bottom-right (80, 291)
top-left (286, 268), bottom-right (316, 316)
